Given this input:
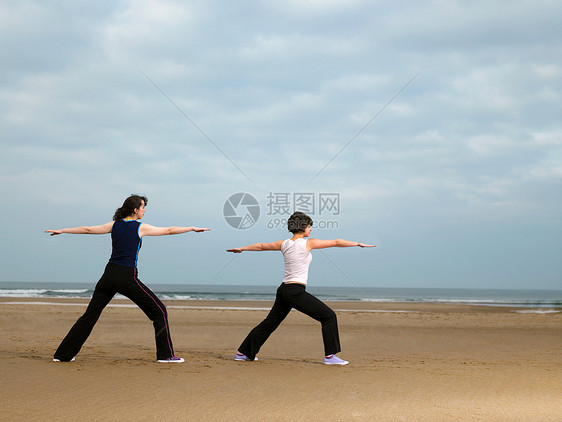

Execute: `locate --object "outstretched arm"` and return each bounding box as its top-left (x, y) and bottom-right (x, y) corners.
top-left (45, 222), bottom-right (114, 236)
top-left (227, 240), bottom-right (284, 253)
top-left (139, 225), bottom-right (210, 237)
top-left (307, 238), bottom-right (376, 251)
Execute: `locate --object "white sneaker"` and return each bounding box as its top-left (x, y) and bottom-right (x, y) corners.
top-left (53, 357), bottom-right (75, 362)
top-left (157, 356), bottom-right (184, 363)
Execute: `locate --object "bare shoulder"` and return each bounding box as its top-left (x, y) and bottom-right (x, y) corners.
top-left (263, 239), bottom-right (285, 250)
top-left (138, 223), bottom-right (156, 236)
top-left (306, 238), bottom-right (337, 250)
top-left (96, 221), bottom-right (115, 233)
top-left (306, 237), bottom-right (321, 245)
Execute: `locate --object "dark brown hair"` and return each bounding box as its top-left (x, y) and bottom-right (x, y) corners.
top-left (113, 195), bottom-right (148, 221)
top-left (287, 211), bottom-right (313, 234)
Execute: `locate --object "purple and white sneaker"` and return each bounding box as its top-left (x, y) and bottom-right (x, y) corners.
top-left (323, 355), bottom-right (349, 365)
top-left (234, 353), bottom-right (258, 361)
top-left (157, 356), bottom-right (184, 363)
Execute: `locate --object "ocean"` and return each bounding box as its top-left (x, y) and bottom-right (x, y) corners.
top-left (0, 281), bottom-right (560, 310)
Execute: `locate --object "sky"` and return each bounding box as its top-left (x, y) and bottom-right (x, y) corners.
top-left (1, 0), bottom-right (561, 290)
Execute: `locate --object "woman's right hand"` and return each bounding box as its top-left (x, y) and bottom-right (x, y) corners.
top-left (226, 248), bottom-right (243, 253)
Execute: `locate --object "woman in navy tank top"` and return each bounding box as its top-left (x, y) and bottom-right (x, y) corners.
top-left (46, 195), bottom-right (210, 363)
top-left (227, 211), bottom-right (375, 365)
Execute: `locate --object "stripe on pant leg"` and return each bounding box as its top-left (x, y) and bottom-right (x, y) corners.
top-left (133, 269), bottom-right (174, 358)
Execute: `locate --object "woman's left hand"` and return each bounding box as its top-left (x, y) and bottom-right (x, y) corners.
top-left (45, 229), bottom-right (63, 236)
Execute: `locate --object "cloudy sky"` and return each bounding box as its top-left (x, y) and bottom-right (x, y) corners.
top-left (1, 0), bottom-right (561, 290)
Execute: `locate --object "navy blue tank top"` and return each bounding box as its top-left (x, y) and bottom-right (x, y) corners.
top-left (109, 220), bottom-right (142, 267)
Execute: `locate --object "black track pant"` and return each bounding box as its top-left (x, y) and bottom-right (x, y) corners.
top-left (238, 283), bottom-right (341, 360)
top-left (53, 263), bottom-right (175, 361)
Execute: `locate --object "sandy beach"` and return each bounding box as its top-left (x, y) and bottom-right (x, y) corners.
top-left (1, 298), bottom-right (560, 421)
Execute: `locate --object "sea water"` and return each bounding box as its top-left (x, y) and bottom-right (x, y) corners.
top-left (0, 281), bottom-right (560, 309)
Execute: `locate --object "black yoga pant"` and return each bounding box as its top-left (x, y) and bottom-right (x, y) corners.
top-left (238, 283), bottom-right (341, 360)
top-left (54, 263), bottom-right (175, 361)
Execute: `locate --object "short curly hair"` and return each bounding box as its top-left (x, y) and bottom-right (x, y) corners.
top-left (287, 211), bottom-right (313, 234)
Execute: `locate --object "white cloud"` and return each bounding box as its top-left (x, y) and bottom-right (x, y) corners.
top-left (466, 134), bottom-right (519, 155)
top-left (100, 0), bottom-right (196, 56)
top-left (533, 64), bottom-right (561, 79)
top-left (530, 131), bottom-right (562, 146)
top-left (240, 32), bottom-right (366, 60)
top-left (527, 165), bottom-right (562, 180)
top-left (271, 0), bottom-right (366, 16)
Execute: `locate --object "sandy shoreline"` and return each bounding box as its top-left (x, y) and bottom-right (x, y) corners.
top-left (1, 298), bottom-right (561, 421)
